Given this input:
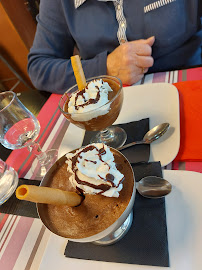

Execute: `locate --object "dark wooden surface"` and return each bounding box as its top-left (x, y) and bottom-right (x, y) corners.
top-left (0, 88), bottom-right (51, 161)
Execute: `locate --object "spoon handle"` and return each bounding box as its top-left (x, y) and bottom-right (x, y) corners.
top-left (117, 141), bottom-right (144, 151)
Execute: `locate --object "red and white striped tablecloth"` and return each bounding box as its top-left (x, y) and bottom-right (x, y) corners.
top-left (1, 67), bottom-right (202, 270)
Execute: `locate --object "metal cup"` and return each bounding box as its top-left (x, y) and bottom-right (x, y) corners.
top-left (37, 148), bottom-right (136, 245)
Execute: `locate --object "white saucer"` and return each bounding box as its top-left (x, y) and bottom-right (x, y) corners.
top-left (115, 83), bottom-right (180, 166)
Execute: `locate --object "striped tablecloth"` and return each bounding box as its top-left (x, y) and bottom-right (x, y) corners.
top-left (1, 67), bottom-right (202, 270)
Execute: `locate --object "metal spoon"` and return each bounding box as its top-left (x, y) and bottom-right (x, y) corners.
top-left (117, 122), bottom-right (170, 151)
top-left (136, 176), bottom-right (172, 199)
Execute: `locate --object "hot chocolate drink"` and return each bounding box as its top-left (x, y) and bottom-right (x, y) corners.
top-left (61, 76), bottom-right (123, 131)
top-left (41, 143), bottom-right (135, 240)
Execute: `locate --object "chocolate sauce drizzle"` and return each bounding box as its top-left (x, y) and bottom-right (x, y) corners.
top-left (72, 80), bottom-right (104, 111)
top-left (84, 159), bottom-right (97, 164)
top-left (69, 145), bottom-right (124, 194)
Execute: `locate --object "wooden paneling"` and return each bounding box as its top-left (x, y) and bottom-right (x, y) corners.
top-left (1, 0), bottom-right (36, 50)
top-left (0, 2), bottom-right (36, 89)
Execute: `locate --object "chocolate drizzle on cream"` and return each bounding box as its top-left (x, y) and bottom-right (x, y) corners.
top-left (68, 144), bottom-right (124, 195)
top-left (70, 80), bottom-right (105, 111)
top-left (67, 79), bottom-right (113, 122)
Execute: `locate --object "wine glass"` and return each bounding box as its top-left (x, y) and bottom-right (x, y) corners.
top-left (0, 91), bottom-right (58, 179)
top-left (59, 75), bottom-right (127, 149)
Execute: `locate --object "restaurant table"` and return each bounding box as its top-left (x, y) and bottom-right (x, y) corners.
top-left (0, 67), bottom-right (202, 270)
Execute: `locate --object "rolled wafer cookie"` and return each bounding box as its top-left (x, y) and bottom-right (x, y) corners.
top-left (71, 55), bottom-right (86, 90)
top-left (16, 185), bottom-right (82, 206)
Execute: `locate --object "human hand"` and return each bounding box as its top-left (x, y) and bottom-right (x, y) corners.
top-left (106, 36), bottom-right (155, 85)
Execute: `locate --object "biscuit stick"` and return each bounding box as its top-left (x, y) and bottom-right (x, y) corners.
top-left (71, 55), bottom-right (86, 90)
top-left (16, 185), bottom-right (82, 207)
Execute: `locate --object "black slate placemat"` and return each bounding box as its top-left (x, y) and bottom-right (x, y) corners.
top-left (0, 179), bottom-right (40, 218)
top-left (82, 118), bottom-right (150, 163)
top-left (65, 162), bottom-right (169, 267)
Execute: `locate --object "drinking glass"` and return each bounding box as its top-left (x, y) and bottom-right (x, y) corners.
top-left (0, 91), bottom-right (58, 179)
top-left (59, 75), bottom-right (127, 149)
top-left (0, 158), bottom-right (18, 205)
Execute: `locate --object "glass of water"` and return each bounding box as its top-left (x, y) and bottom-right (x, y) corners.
top-left (0, 158), bottom-right (18, 205)
top-left (0, 91), bottom-right (58, 179)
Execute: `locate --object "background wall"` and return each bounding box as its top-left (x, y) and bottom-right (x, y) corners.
top-left (0, 0), bottom-right (37, 91)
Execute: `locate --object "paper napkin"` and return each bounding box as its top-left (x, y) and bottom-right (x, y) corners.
top-left (173, 80), bottom-right (202, 161)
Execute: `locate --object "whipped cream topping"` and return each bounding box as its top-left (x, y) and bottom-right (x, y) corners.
top-left (67, 79), bottom-right (113, 121)
top-left (65, 143), bottom-right (124, 197)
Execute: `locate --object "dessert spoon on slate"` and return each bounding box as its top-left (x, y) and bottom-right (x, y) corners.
top-left (136, 176), bottom-right (172, 199)
top-left (117, 122), bottom-right (170, 151)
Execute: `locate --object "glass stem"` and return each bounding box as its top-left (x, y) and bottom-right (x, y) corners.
top-left (100, 128), bottom-right (113, 142)
top-left (27, 142), bottom-right (47, 165)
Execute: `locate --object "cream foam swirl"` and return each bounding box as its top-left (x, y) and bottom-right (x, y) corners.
top-left (67, 79), bottom-right (113, 121)
top-left (65, 143), bottom-right (124, 197)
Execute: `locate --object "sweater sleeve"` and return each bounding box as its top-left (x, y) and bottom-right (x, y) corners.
top-left (27, 0), bottom-right (107, 94)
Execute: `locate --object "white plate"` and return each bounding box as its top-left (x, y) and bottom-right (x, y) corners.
top-left (163, 170), bottom-right (202, 270)
top-left (39, 170), bottom-right (202, 270)
top-left (59, 83), bottom-right (180, 167)
top-left (114, 83), bottom-right (180, 166)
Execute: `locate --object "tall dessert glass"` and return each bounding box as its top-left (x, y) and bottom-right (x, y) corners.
top-left (59, 75), bottom-right (127, 149)
top-left (0, 91), bottom-right (58, 179)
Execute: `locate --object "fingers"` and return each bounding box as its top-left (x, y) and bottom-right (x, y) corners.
top-left (135, 55), bottom-right (154, 69)
top-left (145, 36), bottom-right (155, 46)
top-left (133, 36), bottom-right (155, 46)
top-left (130, 36), bottom-right (155, 56)
top-left (128, 37), bottom-right (154, 70)
top-left (132, 43), bottom-right (152, 56)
